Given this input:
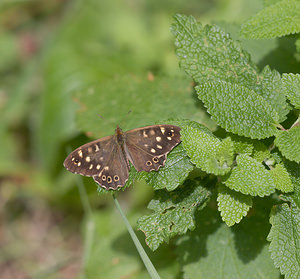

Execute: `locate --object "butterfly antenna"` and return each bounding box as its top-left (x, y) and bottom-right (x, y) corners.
top-left (119, 110), bottom-right (132, 129)
top-left (97, 113), bottom-right (105, 120)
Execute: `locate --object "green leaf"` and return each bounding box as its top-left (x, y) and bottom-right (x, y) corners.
top-left (240, 0), bottom-right (300, 39)
top-left (138, 145), bottom-right (194, 191)
top-left (75, 74), bottom-right (204, 137)
top-left (270, 163), bottom-right (293, 192)
top-left (283, 160), bottom-right (300, 207)
top-left (181, 125), bottom-right (233, 175)
top-left (282, 73), bottom-right (300, 109)
top-left (137, 180), bottom-right (211, 251)
top-left (196, 81), bottom-right (279, 139)
top-left (229, 134), bottom-right (254, 155)
top-left (167, 119), bottom-right (214, 134)
top-left (275, 126), bottom-right (300, 163)
top-left (224, 154), bottom-right (276, 197)
top-left (171, 14), bottom-right (258, 85)
top-left (259, 66), bottom-right (289, 122)
top-left (217, 185), bottom-right (252, 226)
top-left (267, 198), bottom-right (300, 279)
top-left (252, 142), bottom-right (270, 163)
top-left (171, 14), bottom-right (289, 122)
top-left (176, 204), bottom-right (280, 279)
top-left (216, 137), bottom-right (234, 167)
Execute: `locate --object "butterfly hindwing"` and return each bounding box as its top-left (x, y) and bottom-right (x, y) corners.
top-left (93, 142), bottom-right (129, 190)
top-left (64, 135), bottom-right (130, 190)
top-left (124, 125), bottom-right (181, 172)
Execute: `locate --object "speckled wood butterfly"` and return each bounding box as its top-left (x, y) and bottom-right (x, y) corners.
top-left (63, 125), bottom-right (181, 190)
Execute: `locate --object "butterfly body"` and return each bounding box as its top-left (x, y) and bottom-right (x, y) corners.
top-left (64, 125), bottom-right (181, 190)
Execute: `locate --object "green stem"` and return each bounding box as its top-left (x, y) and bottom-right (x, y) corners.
top-left (112, 194), bottom-right (161, 279)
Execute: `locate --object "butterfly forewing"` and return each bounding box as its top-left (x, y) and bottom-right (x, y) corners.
top-left (124, 125), bottom-right (181, 172)
top-left (63, 136), bottom-right (112, 176)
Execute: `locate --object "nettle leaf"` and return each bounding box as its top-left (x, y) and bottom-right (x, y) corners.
top-left (176, 203), bottom-right (280, 279)
top-left (137, 180), bottom-right (211, 251)
top-left (171, 14), bottom-right (258, 85)
top-left (171, 14), bottom-right (289, 123)
top-left (181, 125), bottom-right (233, 175)
top-left (275, 126), bottom-right (300, 163)
top-left (224, 154), bottom-right (276, 197)
top-left (270, 163), bottom-right (293, 193)
top-left (197, 81), bottom-right (279, 139)
top-left (240, 0), bottom-right (300, 39)
top-left (229, 134), bottom-right (254, 155)
top-left (260, 66), bottom-right (289, 122)
top-left (216, 137), bottom-right (234, 167)
top-left (282, 73), bottom-right (300, 109)
top-left (137, 144), bottom-right (194, 191)
top-left (252, 142), bottom-right (270, 163)
top-left (284, 160), bottom-right (300, 207)
top-left (167, 119), bottom-right (214, 134)
top-left (268, 197), bottom-right (300, 279)
top-left (217, 185), bottom-right (252, 226)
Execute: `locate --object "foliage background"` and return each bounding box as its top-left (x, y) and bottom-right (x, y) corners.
top-left (0, 0), bottom-right (298, 278)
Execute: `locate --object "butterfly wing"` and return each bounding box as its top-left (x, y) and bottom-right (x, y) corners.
top-left (92, 142), bottom-right (129, 190)
top-left (63, 136), bottom-right (129, 190)
top-left (124, 125), bottom-right (181, 172)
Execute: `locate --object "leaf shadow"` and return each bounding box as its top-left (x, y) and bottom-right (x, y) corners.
top-left (231, 196), bottom-right (276, 263)
top-left (175, 201), bottom-right (222, 264)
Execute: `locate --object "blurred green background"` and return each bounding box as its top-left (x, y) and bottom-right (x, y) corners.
top-left (0, 0), bottom-right (277, 278)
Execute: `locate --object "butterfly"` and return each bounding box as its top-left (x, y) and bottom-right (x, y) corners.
top-left (63, 125), bottom-right (181, 190)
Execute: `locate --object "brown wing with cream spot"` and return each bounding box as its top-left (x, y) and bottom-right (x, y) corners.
top-left (92, 142), bottom-right (130, 190)
top-left (124, 125), bottom-right (181, 172)
top-left (63, 135), bottom-right (130, 190)
top-left (63, 136), bottom-right (113, 176)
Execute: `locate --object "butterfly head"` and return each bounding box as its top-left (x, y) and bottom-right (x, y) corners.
top-left (115, 125), bottom-right (125, 144)
top-left (115, 125), bottom-right (123, 134)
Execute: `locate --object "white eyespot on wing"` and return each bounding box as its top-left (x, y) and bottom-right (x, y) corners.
top-left (144, 144), bottom-right (149, 148)
top-left (167, 137), bottom-right (172, 140)
top-left (114, 175), bottom-right (119, 181)
top-left (85, 156), bottom-right (91, 162)
top-left (96, 164), bottom-right (101, 170)
top-left (160, 127), bottom-right (165, 134)
top-left (78, 150), bottom-right (83, 158)
top-left (151, 148), bottom-right (156, 153)
top-left (89, 164), bottom-right (93, 169)
top-left (157, 145), bottom-right (162, 149)
top-left (77, 162), bottom-right (81, 167)
top-left (156, 136), bottom-right (161, 142)
top-left (94, 144), bottom-right (100, 152)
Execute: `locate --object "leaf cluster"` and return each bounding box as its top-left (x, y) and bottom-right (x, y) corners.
top-left (128, 12), bottom-right (299, 279)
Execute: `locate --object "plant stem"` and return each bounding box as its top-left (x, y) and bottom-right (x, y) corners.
top-left (112, 194), bottom-right (161, 279)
